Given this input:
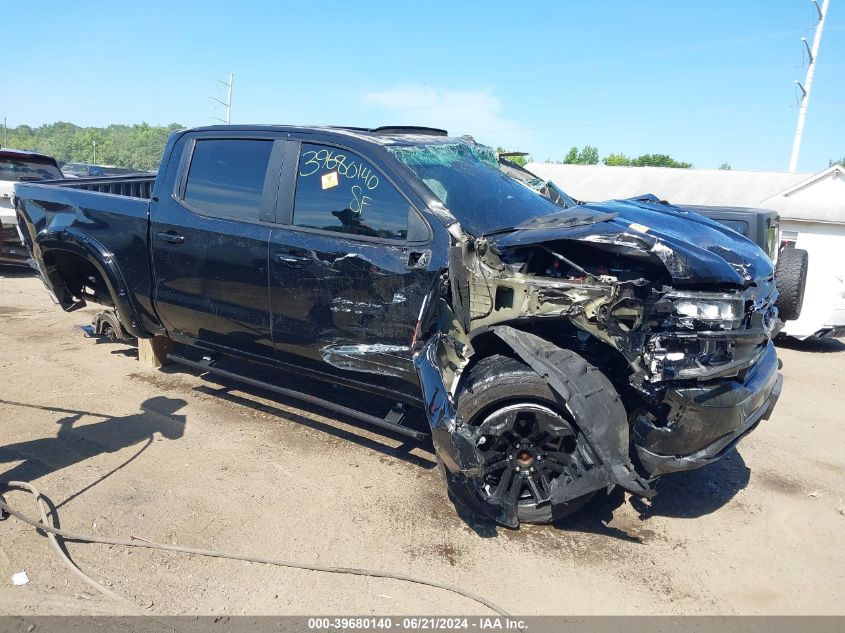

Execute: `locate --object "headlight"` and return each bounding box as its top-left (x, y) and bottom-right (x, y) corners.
top-left (666, 295), bottom-right (745, 330)
top-left (674, 298), bottom-right (742, 321)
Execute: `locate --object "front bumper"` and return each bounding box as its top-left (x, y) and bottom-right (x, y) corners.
top-left (635, 340), bottom-right (782, 475)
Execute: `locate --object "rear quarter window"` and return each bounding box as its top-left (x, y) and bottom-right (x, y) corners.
top-left (182, 139), bottom-right (274, 221)
top-left (718, 219), bottom-right (749, 236)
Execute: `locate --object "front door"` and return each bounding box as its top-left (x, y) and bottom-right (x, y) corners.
top-left (269, 140), bottom-right (434, 385)
top-left (151, 135), bottom-right (283, 359)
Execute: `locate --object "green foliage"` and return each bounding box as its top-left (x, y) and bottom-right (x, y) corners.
top-left (560, 145), bottom-right (599, 165)
top-left (719, 163), bottom-right (732, 170)
top-left (629, 153), bottom-right (692, 168)
top-left (554, 147), bottom-right (692, 168)
top-left (581, 145), bottom-right (600, 165)
top-left (831, 157), bottom-right (845, 167)
top-left (601, 152), bottom-right (692, 168)
top-left (1, 121), bottom-right (184, 170)
top-left (603, 152), bottom-right (632, 166)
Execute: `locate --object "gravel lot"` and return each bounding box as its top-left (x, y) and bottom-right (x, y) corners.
top-left (1, 267), bottom-right (844, 616)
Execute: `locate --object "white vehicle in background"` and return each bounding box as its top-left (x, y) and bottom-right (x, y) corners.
top-left (0, 149), bottom-right (63, 266)
top-left (766, 164), bottom-right (845, 340)
top-left (778, 225), bottom-right (845, 340)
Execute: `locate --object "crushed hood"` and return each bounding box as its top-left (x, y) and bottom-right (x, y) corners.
top-left (492, 195), bottom-right (774, 286)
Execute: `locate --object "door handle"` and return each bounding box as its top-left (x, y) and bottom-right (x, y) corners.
top-left (273, 252), bottom-right (310, 266)
top-left (157, 231), bottom-right (186, 244)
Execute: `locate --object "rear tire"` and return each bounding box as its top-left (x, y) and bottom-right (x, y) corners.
top-left (456, 353), bottom-right (611, 524)
top-left (775, 248), bottom-right (809, 321)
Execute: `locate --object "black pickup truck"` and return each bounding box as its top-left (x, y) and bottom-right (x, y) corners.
top-left (15, 125), bottom-right (783, 527)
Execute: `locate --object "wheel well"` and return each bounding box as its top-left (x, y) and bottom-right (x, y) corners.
top-left (42, 249), bottom-right (115, 307)
top-left (458, 330), bottom-right (520, 392)
top-left (462, 324), bottom-right (636, 411)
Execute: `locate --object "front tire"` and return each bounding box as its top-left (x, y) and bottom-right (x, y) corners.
top-left (456, 353), bottom-right (609, 524)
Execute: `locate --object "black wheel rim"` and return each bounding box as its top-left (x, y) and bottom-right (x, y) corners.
top-left (472, 402), bottom-right (586, 509)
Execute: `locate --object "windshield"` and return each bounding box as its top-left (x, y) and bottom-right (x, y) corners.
top-left (388, 141), bottom-right (566, 236)
top-left (0, 157), bottom-right (62, 182)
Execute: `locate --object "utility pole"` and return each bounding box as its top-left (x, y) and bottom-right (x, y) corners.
top-left (2, 117), bottom-right (6, 148)
top-left (789, 0), bottom-right (830, 173)
top-left (92, 139), bottom-right (97, 164)
top-left (210, 73), bottom-right (234, 124)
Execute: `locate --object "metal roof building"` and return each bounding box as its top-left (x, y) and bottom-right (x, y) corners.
top-left (525, 162), bottom-right (845, 339)
top-left (525, 163), bottom-right (845, 224)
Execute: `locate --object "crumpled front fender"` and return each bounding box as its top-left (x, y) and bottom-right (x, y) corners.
top-left (412, 333), bottom-right (481, 477)
top-left (491, 326), bottom-right (653, 503)
top-left (413, 326), bottom-right (653, 528)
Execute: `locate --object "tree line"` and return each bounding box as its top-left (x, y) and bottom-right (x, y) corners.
top-left (548, 145), bottom-right (695, 168)
top-left (1, 122), bottom-right (184, 171)
top-left (552, 145), bottom-right (845, 170)
top-left (4, 123), bottom-right (841, 172)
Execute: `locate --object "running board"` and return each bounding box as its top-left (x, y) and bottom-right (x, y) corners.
top-left (168, 354), bottom-right (428, 442)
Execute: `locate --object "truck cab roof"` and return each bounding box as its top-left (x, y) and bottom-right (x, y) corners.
top-left (181, 124), bottom-right (456, 148)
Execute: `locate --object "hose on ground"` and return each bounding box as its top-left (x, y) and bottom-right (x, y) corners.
top-left (0, 481), bottom-right (510, 616)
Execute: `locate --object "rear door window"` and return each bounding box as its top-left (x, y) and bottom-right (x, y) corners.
top-left (183, 139), bottom-right (274, 221)
top-left (292, 143), bottom-right (408, 240)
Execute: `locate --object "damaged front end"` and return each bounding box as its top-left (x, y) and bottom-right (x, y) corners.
top-left (411, 195), bottom-right (783, 527)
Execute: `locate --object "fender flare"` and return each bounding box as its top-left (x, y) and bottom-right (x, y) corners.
top-left (490, 326), bottom-right (653, 501)
top-left (413, 324), bottom-right (653, 527)
top-left (35, 227), bottom-right (150, 339)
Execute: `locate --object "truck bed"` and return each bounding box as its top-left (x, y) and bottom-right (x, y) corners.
top-left (14, 175), bottom-right (157, 337)
top-left (47, 174), bottom-right (156, 199)
top-left (14, 175), bottom-right (154, 234)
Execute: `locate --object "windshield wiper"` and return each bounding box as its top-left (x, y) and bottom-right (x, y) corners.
top-left (482, 226), bottom-right (519, 237)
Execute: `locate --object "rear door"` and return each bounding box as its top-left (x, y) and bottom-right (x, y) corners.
top-left (268, 138), bottom-right (434, 385)
top-left (151, 133), bottom-right (284, 359)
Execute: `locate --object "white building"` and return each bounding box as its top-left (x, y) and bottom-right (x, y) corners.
top-left (526, 162), bottom-right (845, 339)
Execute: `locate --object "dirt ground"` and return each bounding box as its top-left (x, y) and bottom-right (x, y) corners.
top-left (1, 267), bottom-right (844, 616)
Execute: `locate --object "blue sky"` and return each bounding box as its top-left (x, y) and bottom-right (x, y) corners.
top-left (4, 1), bottom-right (843, 172)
